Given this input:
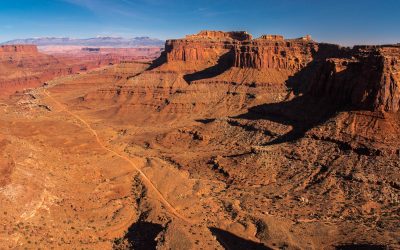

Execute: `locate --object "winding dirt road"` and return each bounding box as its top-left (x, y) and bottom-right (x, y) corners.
top-left (43, 89), bottom-right (193, 224)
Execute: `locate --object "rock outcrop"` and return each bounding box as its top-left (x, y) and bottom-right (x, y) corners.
top-left (162, 31), bottom-right (400, 113)
top-left (0, 45), bottom-right (64, 94)
top-left (233, 35), bottom-right (317, 71)
top-left (0, 45), bottom-right (38, 53)
top-left (85, 30), bottom-right (400, 122)
top-left (185, 30), bottom-right (252, 41)
top-left (305, 45), bottom-right (400, 112)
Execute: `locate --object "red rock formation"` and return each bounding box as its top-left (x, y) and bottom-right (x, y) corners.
top-left (0, 45), bottom-right (38, 53)
top-left (13, 31), bottom-right (396, 250)
top-left (0, 45), bottom-right (64, 94)
top-left (81, 30), bottom-right (400, 122)
top-left (165, 39), bottom-right (230, 64)
top-left (306, 45), bottom-right (400, 112)
top-left (165, 31), bottom-right (249, 65)
top-left (162, 31), bottom-right (400, 113)
top-left (165, 31), bottom-right (318, 71)
top-left (233, 37), bottom-right (317, 71)
top-left (185, 30), bottom-right (252, 41)
top-left (163, 31), bottom-right (343, 77)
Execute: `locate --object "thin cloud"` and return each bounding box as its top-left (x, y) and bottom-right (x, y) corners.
top-left (193, 6), bottom-right (239, 17)
top-left (61, 0), bottom-right (142, 18)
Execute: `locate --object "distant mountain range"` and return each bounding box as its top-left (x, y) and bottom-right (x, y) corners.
top-left (1, 36), bottom-right (165, 47)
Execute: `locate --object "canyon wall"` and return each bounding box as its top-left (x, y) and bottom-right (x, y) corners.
top-left (0, 45), bottom-right (65, 94)
top-left (0, 45), bottom-right (38, 53)
top-left (233, 36), bottom-right (316, 71)
top-left (306, 46), bottom-right (400, 112)
top-left (162, 31), bottom-right (400, 113)
top-left (185, 30), bottom-right (252, 41)
top-left (85, 31), bottom-right (399, 128)
top-left (164, 32), bottom-right (319, 70)
top-left (165, 39), bottom-right (233, 64)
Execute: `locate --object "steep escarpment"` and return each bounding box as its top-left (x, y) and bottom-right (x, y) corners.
top-left (86, 32), bottom-right (320, 121)
top-left (164, 31), bottom-right (319, 74)
top-left (0, 45), bottom-right (68, 95)
top-left (304, 46), bottom-right (400, 112)
top-left (163, 30), bottom-right (245, 70)
top-left (75, 30), bottom-right (400, 159)
top-left (0, 44), bottom-right (38, 53)
top-left (84, 31), bottom-right (400, 125)
top-left (233, 35), bottom-right (316, 71)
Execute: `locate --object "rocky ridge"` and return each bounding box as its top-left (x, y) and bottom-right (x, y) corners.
top-left (164, 31), bottom-right (400, 113)
top-left (306, 45), bottom-right (400, 112)
top-left (88, 31), bottom-right (400, 124)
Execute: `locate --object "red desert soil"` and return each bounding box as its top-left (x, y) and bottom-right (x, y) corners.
top-left (0, 31), bottom-right (399, 249)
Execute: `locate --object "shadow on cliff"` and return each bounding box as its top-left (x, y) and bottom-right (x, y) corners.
top-left (233, 61), bottom-right (341, 145)
top-left (183, 51), bottom-right (234, 83)
top-left (147, 51), bottom-right (167, 70)
top-left (114, 220), bottom-right (164, 250)
top-left (209, 227), bottom-right (272, 250)
top-left (335, 244), bottom-right (389, 250)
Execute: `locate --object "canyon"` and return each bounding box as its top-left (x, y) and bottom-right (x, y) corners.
top-left (0, 44), bottom-right (162, 95)
top-left (1, 36), bottom-right (164, 48)
top-left (0, 31), bottom-right (399, 250)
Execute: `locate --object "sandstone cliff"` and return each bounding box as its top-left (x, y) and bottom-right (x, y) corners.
top-left (0, 45), bottom-right (38, 53)
top-left (233, 36), bottom-right (316, 71)
top-left (86, 31), bottom-right (399, 128)
top-left (304, 45), bottom-right (400, 112)
top-left (185, 30), bottom-right (252, 41)
top-left (162, 31), bottom-right (400, 114)
top-left (0, 45), bottom-right (64, 94)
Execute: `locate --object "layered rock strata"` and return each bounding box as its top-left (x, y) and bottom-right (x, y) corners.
top-left (0, 45), bottom-right (160, 95)
top-left (164, 31), bottom-right (400, 113)
top-left (0, 45), bottom-right (38, 53)
top-left (87, 31), bottom-right (400, 121)
top-left (306, 45), bottom-right (400, 112)
top-left (233, 36), bottom-right (317, 71)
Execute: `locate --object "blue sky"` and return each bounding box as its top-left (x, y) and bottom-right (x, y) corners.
top-left (0, 0), bottom-right (399, 45)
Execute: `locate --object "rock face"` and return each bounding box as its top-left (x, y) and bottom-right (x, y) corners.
top-left (306, 45), bottom-right (400, 112)
top-left (0, 45), bottom-right (65, 94)
top-left (165, 31), bottom-right (329, 70)
top-left (165, 38), bottom-right (230, 63)
top-left (185, 30), bottom-right (252, 41)
top-left (233, 35), bottom-right (316, 71)
top-left (163, 31), bottom-right (400, 113)
top-left (0, 45), bottom-right (38, 53)
top-left (165, 31), bottom-right (251, 66)
top-left (86, 30), bottom-right (399, 129)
